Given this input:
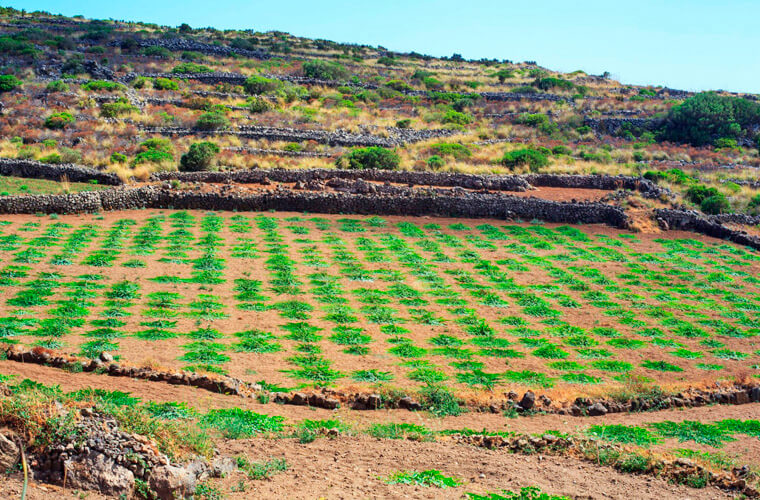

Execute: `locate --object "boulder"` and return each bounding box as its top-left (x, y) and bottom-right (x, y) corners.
top-left (0, 431), bottom-right (19, 471)
top-left (587, 402), bottom-right (608, 416)
top-left (149, 464), bottom-right (197, 500)
top-left (63, 451), bottom-right (135, 497)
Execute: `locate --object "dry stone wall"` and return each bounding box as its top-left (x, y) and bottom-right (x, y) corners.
top-left (0, 158), bottom-right (123, 185)
top-left (0, 185), bottom-right (630, 227)
top-left (655, 209), bottom-right (760, 250)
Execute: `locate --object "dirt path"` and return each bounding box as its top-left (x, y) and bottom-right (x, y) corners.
top-left (4, 360), bottom-right (760, 456)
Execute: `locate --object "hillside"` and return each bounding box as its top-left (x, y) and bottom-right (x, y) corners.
top-left (0, 7), bottom-right (758, 216)
top-left (0, 6), bottom-right (759, 500)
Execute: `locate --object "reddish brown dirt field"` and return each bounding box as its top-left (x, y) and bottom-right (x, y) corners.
top-left (214, 436), bottom-right (733, 500)
top-left (1, 210), bottom-right (759, 499)
top-left (0, 436), bottom-right (735, 500)
top-left (0, 209), bottom-right (757, 399)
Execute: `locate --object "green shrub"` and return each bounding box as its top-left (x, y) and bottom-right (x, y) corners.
top-left (110, 152), bottom-right (127, 163)
top-left (429, 142), bottom-right (472, 159)
top-left (685, 184), bottom-right (718, 204)
top-left (442, 109), bottom-right (472, 125)
top-left (195, 112), bottom-right (230, 130)
top-left (201, 408), bottom-right (284, 438)
top-left (243, 75), bottom-right (281, 95)
top-left (133, 138), bottom-right (173, 165)
top-left (533, 77), bottom-right (574, 91)
top-left (426, 155), bottom-right (445, 169)
top-left (248, 97), bottom-right (271, 113)
top-left (385, 469), bottom-right (461, 488)
top-left (45, 80), bottom-right (69, 92)
top-left (500, 148), bottom-right (549, 171)
top-left (377, 56), bottom-right (397, 66)
top-left (0, 74), bottom-right (22, 92)
top-left (337, 147), bottom-right (400, 170)
top-left (81, 80), bottom-right (125, 92)
top-left (171, 62), bottom-right (212, 74)
top-left (180, 142), bottom-right (220, 172)
top-left (385, 79), bottom-right (413, 92)
top-left (551, 145), bottom-right (572, 155)
top-left (747, 194), bottom-right (760, 214)
top-left (153, 77), bottom-right (179, 91)
top-left (713, 137), bottom-right (738, 149)
top-left (395, 118), bottom-right (412, 129)
top-left (302, 60), bottom-right (349, 81)
top-left (0, 36), bottom-right (39, 58)
top-left (142, 46), bottom-right (171, 58)
top-left (101, 98), bottom-right (137, 118)
top-left (662, 92), bottom-right (760, 146)
top-left (700, 194), bottom-right (729, 214)
top-left (44, 112), bottom-right (75, 129)
top-left (418, 384), bottom-right (463, 417)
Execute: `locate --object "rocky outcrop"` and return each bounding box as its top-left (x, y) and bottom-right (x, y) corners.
top-left (0, 158), bottom-right (122, 185)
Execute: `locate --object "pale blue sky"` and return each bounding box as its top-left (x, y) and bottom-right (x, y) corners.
top-left (6, 0), bottom-right (760, 93)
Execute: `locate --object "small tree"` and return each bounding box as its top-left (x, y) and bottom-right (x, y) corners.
top-left (180, 142), bottom-right (220, 171)
top-left (337, 147), bottom-right (400, 170)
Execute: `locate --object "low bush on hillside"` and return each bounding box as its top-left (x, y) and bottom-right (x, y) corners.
top-left (101, 97), bottom-right (138, 118)
top-left (44, 112), bottom-right (75, 129)
top-left (685, 184), bottom-right (730, 214)
top-left (0, 74), bottom-right (22, 92)
top-left (429, 143), bottom-right (472, 159)
top-left (500, 148), bottom-right (549, 171)
top-left (180, 141), bottom-right (220, 172)
top-left (45, 80), bottom-right (68, 92)
top-left (133, 138), bottom-right (174, 165)
top-left (195, 111), bottom-right (230, 130)
top-left (171, 62), bottom-right (212, 73)
top-left (302, 60), bottom-right (349, 81)
top-left (82, 80), bottom-right (125, 92)
top-left (243, 75), bottom-right (281, 95)
top-left (153, 77), bottom-right (179, 90)
top-left (662, 92), bottom-right (760, 146)
top-left (337, 147), bottom-right (400, 170)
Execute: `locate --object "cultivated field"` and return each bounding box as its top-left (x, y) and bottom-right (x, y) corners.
top-left (0, 210), bottom-right (757, 398)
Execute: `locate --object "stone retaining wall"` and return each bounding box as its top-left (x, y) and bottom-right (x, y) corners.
top-left (152, 167), bottom-right (532, 191)
top-left (130, 71), bottom-right (572, 103)
top-left (655, 209), bottom-right (760, 250)
top-left (0, 186), bottom-right (630, 228)
top-left (0, 158), bottom-right (123, 186)
top-left (137, 124), bottom-right (455, 147)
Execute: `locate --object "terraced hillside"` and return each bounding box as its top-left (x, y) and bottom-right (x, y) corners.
top-left (0, 6), bottom-right (760, 500)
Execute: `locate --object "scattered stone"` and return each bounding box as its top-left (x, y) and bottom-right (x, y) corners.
top-left (519, 391), bottom-right (535, 410)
